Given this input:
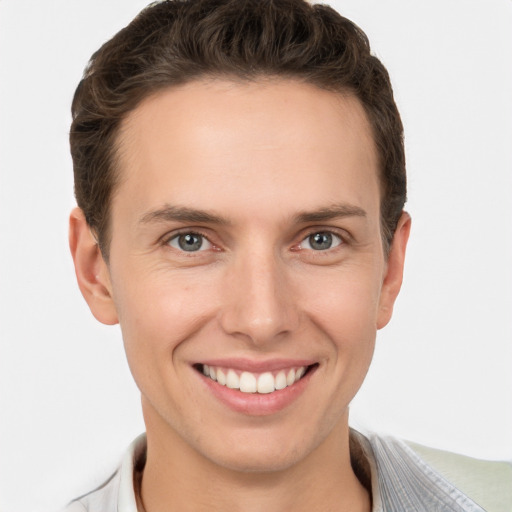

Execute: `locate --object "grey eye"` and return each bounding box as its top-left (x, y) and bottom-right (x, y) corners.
top-left (168, 233), bottom-right (211, 252)
top-left (301, 232), bottom-right (342, 251)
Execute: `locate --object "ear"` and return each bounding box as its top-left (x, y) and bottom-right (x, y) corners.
top-left (69, 207), bottom-right (119, 325)
top-left (377, 211), bottom-right (411, 329)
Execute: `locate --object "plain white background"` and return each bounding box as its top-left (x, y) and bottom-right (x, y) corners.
top-left (0, 1), bottom-right (511, 510)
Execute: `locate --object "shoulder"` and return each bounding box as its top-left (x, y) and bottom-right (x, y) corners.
top-left (61, 502), bottom-right (87, 512)
top-left (405, 441), bottom-right (512, 512)
top-left (60, 433), bottom-right (146, 512)
top-left (353, 430), bottom-right (510, 511)
top-left (61, 470), bottom-right (120, 512)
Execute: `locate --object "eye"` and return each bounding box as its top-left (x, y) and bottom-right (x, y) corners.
top-left (167, 232), bottom-right (212, 252)
top-left (299, 231), bottom-right (343, 251)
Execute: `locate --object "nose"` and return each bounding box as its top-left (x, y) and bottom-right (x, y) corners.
top-left (219, 248), bottom-right (299, 346)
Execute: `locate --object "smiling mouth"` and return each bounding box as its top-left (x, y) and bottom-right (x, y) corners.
top-left (195, 364), bottom-right (317, 394)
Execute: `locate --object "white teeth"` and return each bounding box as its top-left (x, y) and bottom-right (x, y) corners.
top-left (226, 369), bottom-right (239, 389)
top-left (257, 372), bottom-right (275, 394)
top-left (201, 365), bottom-right (310, 394)
top-left (239, 371), bottom-right (257, 392)
top-left (275, 371), bottom-right (287, 390)
top-left (216, 368), bottom-right (226, 385)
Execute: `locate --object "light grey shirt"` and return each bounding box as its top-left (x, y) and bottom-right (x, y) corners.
top-left (63, 431), bottom-right (493, 511)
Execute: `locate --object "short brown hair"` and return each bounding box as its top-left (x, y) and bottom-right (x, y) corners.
top-left (70, 0), bottom-right (406, 259)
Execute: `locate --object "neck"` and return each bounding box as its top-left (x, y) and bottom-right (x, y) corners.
top-left (139, 405), bottom-right (370, 512)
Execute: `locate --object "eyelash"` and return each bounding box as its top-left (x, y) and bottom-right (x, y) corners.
top-left (163, 230), bottom-right (214, 253)
top-left (297, 231), bottom-right (344, 252)
top-left (161, 228), bottom-right (348, 255)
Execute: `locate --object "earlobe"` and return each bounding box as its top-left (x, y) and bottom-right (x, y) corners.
top-left (377, 211), bottom-right (411, 330)
top-left (69, 207), bottom-right (119, 325)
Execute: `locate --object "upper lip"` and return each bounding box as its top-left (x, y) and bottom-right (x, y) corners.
top-left (194, 358), bottom-right (317, 373)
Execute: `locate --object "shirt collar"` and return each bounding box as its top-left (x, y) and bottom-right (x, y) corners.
top-left (117, 433), bottom-right (145, 512)
top-left (115, 430), bottom-right (483, 512)
top-left (117, 432), bottom-right (383, 511)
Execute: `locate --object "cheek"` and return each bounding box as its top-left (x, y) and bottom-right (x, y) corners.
top-left (301, 267), bottom-right (381, 388)
top-left (111, 272), bottom-right (221, 417)
top-left (304, 267), bottom-right (382, 337)
top-left (112, 269), bottom-right (219, 360)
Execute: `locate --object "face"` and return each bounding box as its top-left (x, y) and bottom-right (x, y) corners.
top-left (72, 79), bottom-right (409, 473)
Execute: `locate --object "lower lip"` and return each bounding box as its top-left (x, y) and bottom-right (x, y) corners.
top-left (199, 366), bottom-right (316, 416)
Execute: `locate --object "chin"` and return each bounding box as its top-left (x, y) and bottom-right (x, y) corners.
top-left (208, 446), bottom-right (305, 474)
top-left (198, 426), bottom-right (325, 474)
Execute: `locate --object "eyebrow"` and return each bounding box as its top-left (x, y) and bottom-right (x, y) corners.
top-left (294, 204), bottom-right (367, 223)
top-left (139, 203), bottom-right (366, 226)
top-left (139, 205), bottom-right (231, 226)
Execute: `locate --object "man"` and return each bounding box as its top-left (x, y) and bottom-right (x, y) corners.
top-left (66, 0), bottom-right (511, 510)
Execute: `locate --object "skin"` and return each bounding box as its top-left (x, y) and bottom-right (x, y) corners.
top-left (70, 79), bottom-right (410, 512)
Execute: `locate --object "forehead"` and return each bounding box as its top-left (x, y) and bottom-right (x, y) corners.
top-left (114, 79), bottom-right (380, 224)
